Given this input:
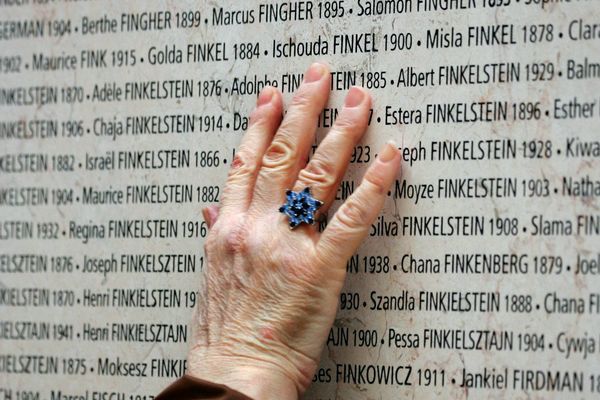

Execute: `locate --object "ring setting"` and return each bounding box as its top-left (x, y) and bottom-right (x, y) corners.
top-left (279, 187), bottom-right (324, 229)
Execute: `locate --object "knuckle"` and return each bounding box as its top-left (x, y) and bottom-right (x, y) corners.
top-left (336, 198), bottom-right (369, 230)
top-left (227, 153), bottom-right (255, 181)
top-left (217, 220), bottom-right (249, 255)
top-left (224, 227), bottom-right (247, 255)
top-left (290, 90), bottom-right (314, 111)
top-left (297, 157), bottom-right (336, 190)
top-left (262, 138), bottom-right (294, 170)
top-left (363, 172), bottom-right (387, 195)
top-left (248, 106), bottom-right (280, 129)
top-left (333, 114), bottom-right (359, 133)
top-left (337, 122), bottom-right (365, 142)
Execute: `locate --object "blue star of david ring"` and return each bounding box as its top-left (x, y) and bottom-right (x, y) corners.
top-left (279, 187), bottom-right (324, 229)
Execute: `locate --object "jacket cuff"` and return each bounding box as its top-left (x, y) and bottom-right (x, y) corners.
top-left (156, 374), bottom-right (253, 400)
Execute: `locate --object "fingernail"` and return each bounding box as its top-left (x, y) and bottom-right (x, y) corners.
top-left (379, 140), bottom-right (398, 163)
top-left (257, 87), bottom-right (274, 106)
top-left (304, 63), bottom-right (327, 83)
top-left (344, 87), bottom-right (365, 108)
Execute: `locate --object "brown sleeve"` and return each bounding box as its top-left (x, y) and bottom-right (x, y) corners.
top-left (156, 375), bottom-right (253, 400)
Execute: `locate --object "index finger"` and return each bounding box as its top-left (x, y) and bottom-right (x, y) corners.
top-left (317, 141), bottom-right (401, 266)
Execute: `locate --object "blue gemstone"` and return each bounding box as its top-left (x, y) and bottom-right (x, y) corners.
top-left (279, 187), bottom-right (322, 229)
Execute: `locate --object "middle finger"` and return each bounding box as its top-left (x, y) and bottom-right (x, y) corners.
top-left (251, 62), bottom-right (331, 211)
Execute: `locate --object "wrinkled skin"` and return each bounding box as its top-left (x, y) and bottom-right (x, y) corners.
top-left (187, 63), bottom-right (401, 399)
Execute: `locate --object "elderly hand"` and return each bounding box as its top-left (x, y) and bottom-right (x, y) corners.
top-left (187, 63), bottom-right (401, 399)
